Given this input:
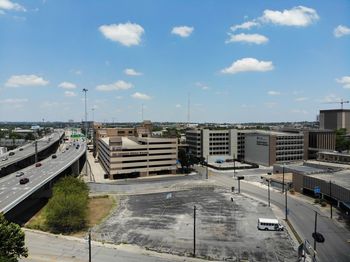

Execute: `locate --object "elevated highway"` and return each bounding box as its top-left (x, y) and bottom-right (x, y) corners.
top-left (0, 141), bottom-right (86, 216)
top-left (0, 130), bottom-right (64, 177)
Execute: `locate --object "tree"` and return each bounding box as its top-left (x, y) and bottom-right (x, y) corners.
top-left (0, 213), bottom-right (28, 261)
top-left (25, 133), bottom-right (35, 141)
top-left (335, 128), bottom-right (350, 152)
top-left (45, 177), bottom-right (88, 233)
top-left (178, 148), bottom-right (189, 173)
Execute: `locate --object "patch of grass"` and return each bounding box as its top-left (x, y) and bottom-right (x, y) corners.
top-left (25, 195), bottom-right (117, 236)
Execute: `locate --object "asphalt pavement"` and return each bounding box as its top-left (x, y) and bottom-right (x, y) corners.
top-left (0, 140), bottom-right (85, 213)
top-left (209, 169), bottom-right (350, 262)
top-left (20, 229), bottom-right (208, 262)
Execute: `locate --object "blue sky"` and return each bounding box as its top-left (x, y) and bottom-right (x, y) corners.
top-left (0, 0), bottom-right (349, 123)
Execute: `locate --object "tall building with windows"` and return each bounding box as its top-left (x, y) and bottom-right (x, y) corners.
top-left (319, 109), bottom-right (350, 131)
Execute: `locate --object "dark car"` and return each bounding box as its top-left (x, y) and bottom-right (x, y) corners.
top-left (76, 145), bottom-right (80, 149)
top-left (19, 178), bottom-right (29, 184)
top-left (9, 152), bottom-right (15, 156)
top-left (52, 154), bottom-right (57, 159)
top-left (19, 148), bottom-right (23, 151)
top-left (35, 162), bottom-right (42, 167)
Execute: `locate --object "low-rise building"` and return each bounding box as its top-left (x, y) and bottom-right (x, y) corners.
top-left (98, 136), bottom-right (177, 179)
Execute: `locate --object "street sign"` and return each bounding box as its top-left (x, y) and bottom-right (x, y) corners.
top-left (304, 239), bottom-right (316, 257)
top-left (314, 186), bottom-right (321, 194)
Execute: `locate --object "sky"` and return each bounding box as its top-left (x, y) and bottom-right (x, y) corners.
top-left (0, 0), bottom-right (349, 123)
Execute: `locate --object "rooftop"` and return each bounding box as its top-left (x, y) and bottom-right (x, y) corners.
top-left (309, 170), bottom-right (350, 191)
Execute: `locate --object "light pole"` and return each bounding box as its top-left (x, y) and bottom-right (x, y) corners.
top-left (329, 181), bottom-right (333, 219)
top-left (83, 88), bottom-right (88, 177)
top-left (193, 205), bottom-right (196, 257)
top-left (282, 165), bottom-right (285, 193)
top-left (92, 108), bottom-right (95, 123)
top-left (233, 153), bottom-right (236, 175)
top-left (268, 179), bottom-right (270, 207)
top-left (285, 182), bottom-right (288, 221)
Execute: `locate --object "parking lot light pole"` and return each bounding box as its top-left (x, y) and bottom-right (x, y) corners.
top-left (285, 183), bottom-right (288, 221)
top-left (313, 211), bottom-right (318, 258)
top-left (282, 165), bottom-right (285, 193)
top-left (83, 88), bottom-right (88, 177)
top-left (193, 205), bottom-right (196, 257)
top-left (329, 181), bottom-right (333, 219)
top-left (267, 179), bottom-right (270, 206)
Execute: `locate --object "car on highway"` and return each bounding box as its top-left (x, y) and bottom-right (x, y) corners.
top-left (16, 171), bottom-right (25, 177)
top-left (52, 154), bottom-right (57, 159)
top-left (19, 148), bottom-right (23, 151)
top-left (35, 162), bottom-right (42, 167)
top-left (9, 152), bottom-right (15, 156)
top-left (76, 145), bottom-right (80, 149)
top-left (19, 178), bottom-right (29, 184)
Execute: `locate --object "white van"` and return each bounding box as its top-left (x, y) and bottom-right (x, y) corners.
top-left (258, 218), bottom-right (284, 231)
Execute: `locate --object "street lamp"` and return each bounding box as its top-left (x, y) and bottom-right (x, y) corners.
top-left (82, 88), bottom-right (88, 177)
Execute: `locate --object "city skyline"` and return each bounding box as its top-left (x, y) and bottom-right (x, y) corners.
top-left (0, 0), bottom-right (350, 123)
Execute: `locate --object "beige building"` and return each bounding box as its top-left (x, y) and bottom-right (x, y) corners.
top-left (98, 136), bottom-right (177, 179)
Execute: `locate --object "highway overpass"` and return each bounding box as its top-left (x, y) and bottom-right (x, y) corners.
top-left (0, 141), bottom-right (86, 218)
top-left (0, 130), bottom-right (64, 177)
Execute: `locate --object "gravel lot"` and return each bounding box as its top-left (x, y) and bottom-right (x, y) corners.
top-left (93, 187), bottom-right (296, 261)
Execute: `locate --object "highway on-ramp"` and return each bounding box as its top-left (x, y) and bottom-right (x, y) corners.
top-left (0, 131), bottom-right (64, 170)
top-left (0, 141), bottom-right (85, 214)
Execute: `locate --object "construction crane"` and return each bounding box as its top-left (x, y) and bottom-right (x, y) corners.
top-left (324, 99), bottom-right (349, 109)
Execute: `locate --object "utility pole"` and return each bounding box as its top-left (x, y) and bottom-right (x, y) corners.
top-left (233, 153), bottom-right (236, 175)
top-left (34, 141), bottom-right (38, 163)
top-left (206, 154), bottom-right (209, 179)
top-left (187, 92), bottom-right (190, 125)
top-left (268, 179), bottom-right (270, 207)
top-left (329, 181), bottom-right (333, 219)
top-left (285, 183), bottom-right (288, 220)
top-left (193, 205), bottom-right (196, 257)
top-left (92, 108), bottom-right (95, 122)
top-left (88, 230), bottom-right (91, 262)
top-left (313, 211), bottom-right (318, 258)
top-left (83, 88), bottom-right (88, 177)
top-left (282, 165), bottom-right (285, 193)
top-left (141, 104), bottom-right (144, 122)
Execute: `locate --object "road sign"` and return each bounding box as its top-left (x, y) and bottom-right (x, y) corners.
top-left (304, 239), bottom-right (316, 257)
top-left (314, 186), bottom-right (321, 194)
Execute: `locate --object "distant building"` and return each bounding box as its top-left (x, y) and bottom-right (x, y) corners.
top-left (98, 136), bottom-right (177, 179)
top-left (319, 109), bottom-right (350, 131)
top-left (244, 131), bottom-right (304, 166)
top-left (317, 151), bottom-right (350, 165)
top-left (185, 128), bottom-right (252, 162)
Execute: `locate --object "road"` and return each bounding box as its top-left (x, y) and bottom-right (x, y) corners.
top-left (0, 141), bottom-right (85, 213)
top-left (0, 131), bottom-right (63, 169)
top-left (209, 170), bottom-right (350, 262)
top-left (20, 229), bottom-right (207, 262)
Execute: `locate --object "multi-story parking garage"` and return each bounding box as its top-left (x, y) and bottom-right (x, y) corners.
top-left (98, 136), bottom-right (177, 179)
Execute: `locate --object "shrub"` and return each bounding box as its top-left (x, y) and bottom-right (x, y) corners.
top-left (289, 188), bottom-right (295, 194)
top-left (314, 199), bottom-right (320, 204)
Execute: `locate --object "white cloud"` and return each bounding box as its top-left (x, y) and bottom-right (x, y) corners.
top-left (124, 68), bottom-right (143, 76)
top-left (295, 97), bottom-right (308, 102)
top-left (64, 91), bottom-right (76, 97)
top-left (99, 22), bottom-right (144, 46)
top-left (230, 21), bottom-right (259, 31)
top-left (96, 80), bottom-right (133, 91)
top-left (171, 26), bottom-right (194, 37)
top-left (5, 74), bottom-right (49, 87)
top-left (268, 90), bottom-right (280, 96)
top-left (0, 0), bottom-right (26, 11)
top-left (334, 25), bottom-right (350, 38)
top-left (195, 82), bottom-right (209, 90)
top-left (261, 6), bottom-right (319, 27)
top-left (221, 58), bottom-right (274, 74)
top-left (0, 98), bottom-right (28, 104)
top-left (336, 76), bottom-right (350, 88)
top-left (58, 81), bottom-right (76, 89)
top-left (320, 94), bottom-right (341, 103)
top-left (131, 92), bottom-right (151, 100)
top-left (226, 33), bottom-right (268, 44)
top-left (175, 104), bottom-right (182, 108)
top-left (116, 96), bottom-right (123, 100)
top-left (40, 101), bottom-right (59, 108)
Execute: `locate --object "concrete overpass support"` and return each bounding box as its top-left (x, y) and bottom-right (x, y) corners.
top-left (71, 160), bottom-right (80, 176)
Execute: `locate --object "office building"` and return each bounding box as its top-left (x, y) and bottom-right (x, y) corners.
top-left (319, 109), bottom-right (350, 131)
top-left (98, 136), bottom-right (177, 179)
top-left (186, 128), bottom-right (252, 161)
top-left (244, 131), bottom-right (304, 166)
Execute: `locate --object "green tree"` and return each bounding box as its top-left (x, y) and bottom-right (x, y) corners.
top-left (24, 133), bottom-right (35, 141)
top-left (45, 177), bottom-right (88, 233)
top-left (178, 148), bottom-right (189, 173)
top-left (0, 213), bottom-right (28, 261)
top-left (335, 128), bottom-right (350, 152)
